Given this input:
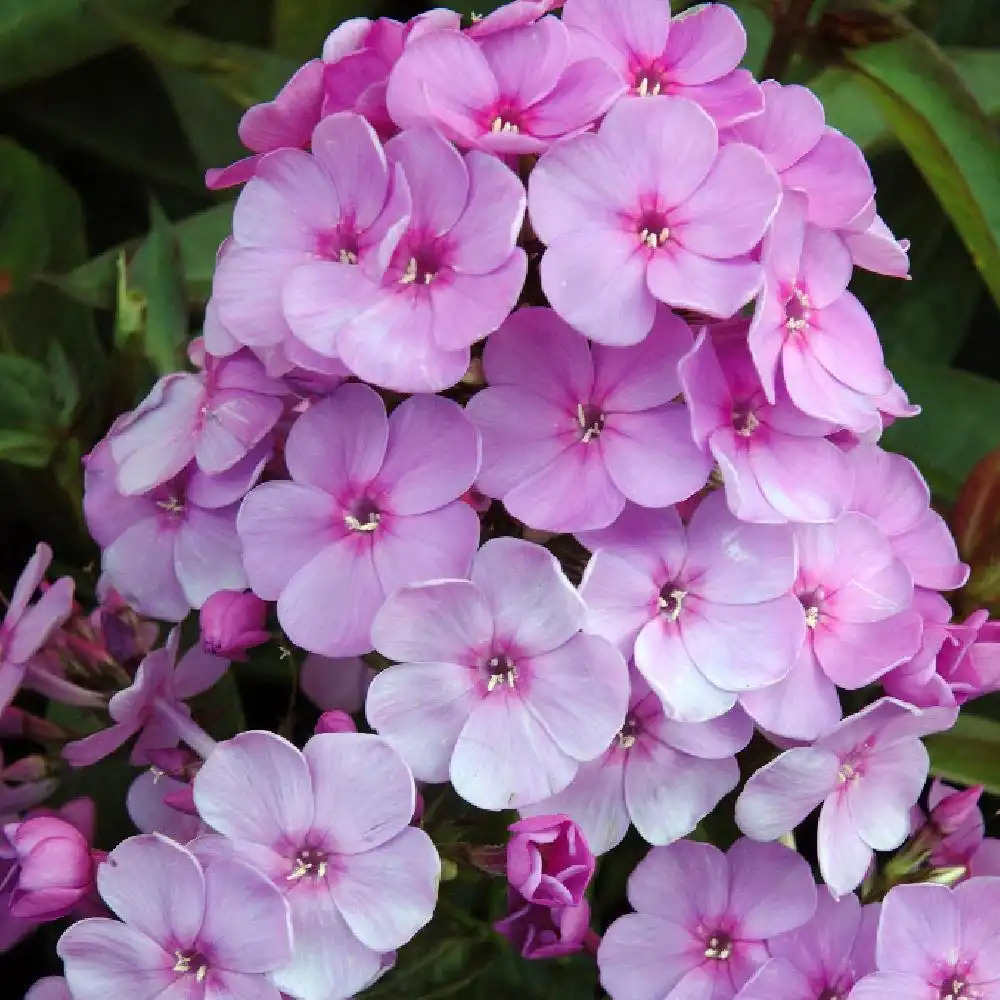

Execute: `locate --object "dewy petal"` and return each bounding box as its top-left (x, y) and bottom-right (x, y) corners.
top-left (663, 3), bottom-right (746, 84)
top-left (58, 918), bottom-right (175, 1000)
top-left (540, 227), bottom-right (655, 346)
top-left (598, 912), bottom-right (702, 1000)
top-left (525, 632), bottom-right (629, 760)
top-left (200, 856), bottom-right (293, 972)
top-left (284, 383), bottom-right (388, 495)
top-left (672, 143), bottom-right (781, 258)
top-left (451, 693), bottom-right (577, 810)
top-left (471, 537), bottom-right (585, 656)
top-left (372, 395), bottom-right (480, 516)
top-left (735, 746), bottom-right (840, 840)
top-left (97, 835), bottom-right (205, 947)
top-left (372, 580), bottom-right (493, 664)
top-left (817, 798), bottom-right (873, 897)
top-left (278, 538), bottom-right (384, 657)
top-left (647, 248), bottom-right (763, 319)
top-left (304, 732), bottom-right (415, 853)
top-left (193, 730), bottom-right (314, 848)
top-left (237, 482), bottom-right (340, 601)
top-left (329, 827), bottom-right (439, 950)
top-left (366, 660), bottom-right (480, 782)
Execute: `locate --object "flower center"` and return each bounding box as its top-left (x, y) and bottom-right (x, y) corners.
top-left (818, 991), bottom-right (844, 1000)
top-left (633, 62), bottom-right (668, 97)
top-left (315, 226), bottom-right (359, 265)
top-left (287, 847), bottom-right (330, 882)
top-left (940, 977), bottom-right (977, 999)
top-left (576, 403), bottom-right (605, 443)
top-left (837, 741), bottom-right (873, 785)
top-left (490, 115), bottom-right (520, 134)
top-left (784, 286), bottom-right (812, 333)
top-left (399, 255), bottom-right (437, 285)
top-left (703, 932), bottom-right (733, 961)
top-left (658, 586), bottom-right (687, 621)
top-left (156, 493), bottom-right (186, 518)
top-left (616, 715), bottom-right (641, 750)
top-left (798, 587), bottom-right (825, 628)
top-left (635, 207), bottom-right (671, 250)
top-left (344, 496), bottom-right (381, 533)
top-left (732, 405), bottom-right (759, 437)
top-left (173, 949), bottom-right (209, 982)
top-left (485, 653), bottom-right (518, 692)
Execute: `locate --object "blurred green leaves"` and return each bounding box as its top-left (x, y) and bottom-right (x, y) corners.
top-left (927, 713), bottom-right (1000, 794)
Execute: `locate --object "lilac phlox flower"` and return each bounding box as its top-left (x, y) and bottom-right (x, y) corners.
top-left (837, 205), bottom-right (911, 279)
top-left (740, 512), bottom-right (922, 740)
top-left (849, 879), bottom-right (1000, 1000)
top-left (366, 537), bottom-right (630, 810)
top-left (300, 654), bottom-right (376, 715)
top-left (578, 495), bottom-right (803, 723)
top-left (386, 15), bottom-right (624, 153)
top-left (522, 666), bottom-right (751, 854)
top-left (285, 125), bottom-right (527, 392)
top-left (0, 543), bottom-right (73, 714)
top-left (494, 890), bottom-right (592, 959)
top-left (736, 698), bottom-right (958, 897)
top-left (213, 111), bottom-right (410, 353)
top-left (127, 768), bottom-right (204, 843)
top-left (679, 320), bottom-right (854, 524)
top-left (564, 0), bottom-right (763, 125)
top-left (192, 730), bottom-right (439, 1000)
top-left (63, 629), bottom-right (228, 768)
top-left (598, 838), bottom-right (818, 1000)
top-left (85, 437), bottom-right (259, 621)
top-left (507, 814), bottom-right (595, 907)
top-left (58, 833), bottom-right (294, 1000)
top-left (106, 352), bottom-right (286, 495)
top-left (724, 79), bottom-right (874, 229)
top-left (466, 305), bottom-right (711, 532)
top-left (749, 192), bottom-right (892, 434)
top-left (237, 383), bottom-right (481, 656)
top-left (847, 443), bottom-right (969, 592)
top-left (206, 59), bottom-right (325, 190)
top-left (763, 891), bottom-right (878, 999)
top-left (529, 96), bottom-right (781, 344)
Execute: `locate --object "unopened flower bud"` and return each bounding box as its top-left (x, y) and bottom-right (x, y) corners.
top-left (507, 814), bottom-right (595, 908)
top-left (931, 784), bottom-right (983, 836)
top-left (199, 590), bottom-right (269, 660)
top-left (315, 710), bottom-right (357, 735)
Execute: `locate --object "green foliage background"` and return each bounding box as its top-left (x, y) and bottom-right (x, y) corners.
top-left (1, 0), bottom-right (1000, 994)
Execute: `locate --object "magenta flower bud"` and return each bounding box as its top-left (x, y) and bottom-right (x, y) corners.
top-left (314, 710), bottom-right (357, 735)
top-left (198, 590), bottom-right (269, 660)
top-left (4, 815), bottom-right (94, 921)
top-left (494, 890), bottom-right (592, 959)
top-left (931, 784), bottom-right (984, 836)
top-left (506, 815), bottom-right (595, 908)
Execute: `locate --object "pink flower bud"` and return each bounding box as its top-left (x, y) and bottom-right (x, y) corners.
top-left (4, 815), bottom-right (94, 920)
top-left (199, 590), bottom-right (269, 660)
top-left (494, 890), bottom-right (591, 959)
top-left (314, 710), bottom-right (357, 735)
top-left (506, 814), bottom-right (595, 908)
top-left (932, 784), bottom-right (984, 836)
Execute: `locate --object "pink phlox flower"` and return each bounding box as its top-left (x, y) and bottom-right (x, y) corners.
top-left (724, 80), bottom-right (874, 229)
top-left (847, 443), bottom-right (969, 592)
top-left (598, 838), bottom-right (818, 1000)
top-left (736, 698), bottom-right (958, 897)
top-left (285, 125), bottom-right (526, 392)
top-left (467, 0), bottom-right (561, 38)
top-left (58, 833), bottom-right (294, 1000)
top-left (63, 629), bottom-right (228, 768)
top-left (0, 544), bottom-right (74, 715)
top-left (750, 192), bottom-right (892, 434)
top-left (680, 319), bottom-right (854, 524)
top-left (366, 536), bottom-right (630, 810)
top-left (237, 383), bottom-right (481, 656)
top-left (564, 0), bottom-right (763, 126)
top-left (849, 879), bottom-right (1000, 1000)
top-left (494, 889), bottom-right (593, 959)
top-left (386, 15), bottom-right (624, 153)
top-left (506, 814), bottom-right (596, 907)
top-left (213, 111), bottom-right (410, 355)
top-left (206, 59), bottom-right (326, 190)
top-left (192, 730), bottom-right (439, 1000)
top-left (199, 590), bottom-right (270, 661)
top-left (127, 768), bottom-right (204, 843)
top-left (85, 436), bottom-right (262, 621)
top-left (529, 96), bottom-right (780, 344)
top-left (764, 891), bottom-right (878, 998)
top-left (467, 305), bottom-right (711, 532)
top-left (578, 494), bottom-right (803, 723)
top-left (106, 352), bottom-right (286, 495)
top-left (300, 654), bottom-right (376, 715)
top-left (740, 512), bottom-right (921, 740)
top-left (521, 665), bottom-right (752, 854)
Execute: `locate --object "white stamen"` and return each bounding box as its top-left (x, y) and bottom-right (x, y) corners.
top-left (339, 249), bottom-right (358, 265)
top-left (658, 589), bottom-right (687, 621)
top-left (399, 257), bottom-right (419, 285)
top-left (490, 116), bottom-right (519, 133)
top-left (804, 605), bottom-right (820, 628)
top-left (345, 512), bottom-right (380, 533)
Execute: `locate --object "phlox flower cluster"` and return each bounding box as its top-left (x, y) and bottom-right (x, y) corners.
top-left (3, 0), bottom-right (999, 998)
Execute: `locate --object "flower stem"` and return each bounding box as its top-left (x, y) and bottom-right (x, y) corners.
top-left (153, 699), bottom-right (217, 760)
top-left (761, 0), bottom-right (816, 81)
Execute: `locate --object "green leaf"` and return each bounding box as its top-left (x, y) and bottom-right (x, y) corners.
top-left (843, 24), bottom-right (1000, 310)
top-left (0, 354), bottom-right (60, 468)
top-left (0, 428), bottom-right (57, 467)
top-left (0, 0), bottom-right (183, 91)
top-left (926, 713), bottom-right (1000, 794)
top-left (51, 201), bottom-right (234, 310)
top-left (273, 0), bottom-right (370, 62)
top-left (881, 356), bottom-right (1000, 501)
